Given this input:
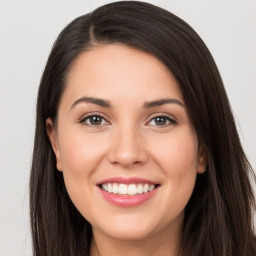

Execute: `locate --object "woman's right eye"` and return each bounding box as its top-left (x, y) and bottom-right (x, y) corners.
top-left (80, 115), bottom-right (109, 126)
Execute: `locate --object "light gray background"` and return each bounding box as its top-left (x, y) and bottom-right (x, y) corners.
top-left (0, 0), bottom-right (255, 255)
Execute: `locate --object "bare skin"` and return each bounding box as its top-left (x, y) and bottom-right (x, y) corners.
top-left (47, 44), bottom-right (207, 256)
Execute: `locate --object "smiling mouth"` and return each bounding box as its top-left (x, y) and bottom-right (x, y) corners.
top-left (99, 183), bottom-right (160, 196)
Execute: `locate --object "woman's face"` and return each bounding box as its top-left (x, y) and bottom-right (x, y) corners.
top-left (47, 44), bottom-right (206, 242)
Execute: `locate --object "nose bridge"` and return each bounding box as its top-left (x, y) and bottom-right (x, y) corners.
top-left (108, 120), bottom-right (147, 167)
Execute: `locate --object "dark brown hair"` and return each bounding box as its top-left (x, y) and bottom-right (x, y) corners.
top-left (30, 1), bottom-right (256, 255)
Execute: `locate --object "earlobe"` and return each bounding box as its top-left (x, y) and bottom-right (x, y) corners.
top-left (46, 118), bottom-right (63, 171)
top-left (197, 143), bottom-right (208, 174)
top-left (198, 163), bottom-right (207, 174)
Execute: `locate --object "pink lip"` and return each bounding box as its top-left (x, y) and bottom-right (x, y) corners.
top-left (97, 176), bottom-right (158, 185)
top-left (97, 176), bottom-right (160, 207)
top-left (99, 186), bottom-right (159, 207)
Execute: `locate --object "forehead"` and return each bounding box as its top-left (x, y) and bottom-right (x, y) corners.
top-left (62, 43), bottom-right (184, 106)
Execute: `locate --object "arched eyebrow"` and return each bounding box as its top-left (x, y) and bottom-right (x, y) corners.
top-left (70, 97), bottom-right (112, 110)
top-left (70, 97), bottom-right (184, 111)
top-left (143, 98), bottom-right (184, 108)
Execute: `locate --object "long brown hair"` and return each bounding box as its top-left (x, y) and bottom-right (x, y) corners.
top-left (30, 1), bottom-right (256, 255)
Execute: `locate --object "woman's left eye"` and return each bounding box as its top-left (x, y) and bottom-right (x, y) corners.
top-left (81, 115), bottom-right (109, 126)
top-left (148, 116), bottom-right (176, 126)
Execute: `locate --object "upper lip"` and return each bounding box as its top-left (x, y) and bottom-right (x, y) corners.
top-left (97, 176), bottom-right (159, 185)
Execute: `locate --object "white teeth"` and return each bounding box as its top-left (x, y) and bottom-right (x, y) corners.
top-left (137, 184), bottom-right (144, 194)
top-left (143, 184), bottom-right (149, 193)
top-left (112, 183), bottom-right (119, 193)
top-left (149, 184), bottom-right (155, 191)
top-left (128, 184), bottom-right (137, 195)
top-left (107, 183), bottom-right (113, 193)
top-left (119, 184), bottom-right (127, 195)
top-left (101, 183), bottom-right (157, 195)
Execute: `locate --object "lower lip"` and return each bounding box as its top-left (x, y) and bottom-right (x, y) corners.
top-left (99, 187), bottom-right (159, 207)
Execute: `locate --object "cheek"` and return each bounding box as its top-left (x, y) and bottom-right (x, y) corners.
top-left (59, 130), bottom-right (106, 176)
top-left (153, 131), bottom-right (198, 173)
top-left (57, 130), bottom-right (106, 208)
top-left (151, 130), bottom-right (198, 208)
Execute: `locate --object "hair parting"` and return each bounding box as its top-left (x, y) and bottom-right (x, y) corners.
top-left (30, 1), bottom-right (256, 255)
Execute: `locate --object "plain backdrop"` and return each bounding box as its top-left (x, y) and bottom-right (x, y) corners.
top-left (0, 0), bottom-right (255, 255)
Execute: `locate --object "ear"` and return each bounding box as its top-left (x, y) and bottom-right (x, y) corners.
top-left (46, 118), bottom-right (63, 171)
top-left (197, 142), bottom-right (208, 174)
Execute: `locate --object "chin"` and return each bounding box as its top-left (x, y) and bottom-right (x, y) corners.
top-left (92, 213), bottom-right (162, 241)
top-left (104, 225), bottom-right (154, 241)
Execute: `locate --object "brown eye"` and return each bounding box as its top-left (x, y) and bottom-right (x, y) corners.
top-left (154, 117), bottom-right (168, 125)
top-left (148, 116), bottom-right (177, 126)
top-left (81, 115), bottom-right (108, 126)
top-left (89, 116), bottom-right (103, 125)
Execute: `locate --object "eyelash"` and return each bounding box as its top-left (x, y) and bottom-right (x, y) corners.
top-left (79, 114), bottom-right (109, 128)
top-left (147, 115), bottom-right (177, 127)
top-left (79, 114), bottom-right (177, 127)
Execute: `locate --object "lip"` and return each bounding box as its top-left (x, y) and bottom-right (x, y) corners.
top-left (99, 186), bottom-right (159, 207)
top-left (97, 176), bottom-right (160, 207)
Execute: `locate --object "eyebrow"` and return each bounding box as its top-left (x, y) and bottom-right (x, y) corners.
top-left (143, 98), bottom-right (184, 108)
top-left (70, 96), bottom-right (184, 111)
top-left (70, 97), bottom-right (112, 110)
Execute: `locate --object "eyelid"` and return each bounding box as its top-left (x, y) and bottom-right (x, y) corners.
top-left (78, 112), bottom-right (177, 127)
top-left (79, 112), bottom-right (111, 126)
top-left (145, 113), bottom-right (177, 126)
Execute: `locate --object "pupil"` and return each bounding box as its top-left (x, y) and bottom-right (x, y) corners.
top-left (156, 117), bottom-right (166, 125)
top-left (90, 116), bottom-right (102, 125)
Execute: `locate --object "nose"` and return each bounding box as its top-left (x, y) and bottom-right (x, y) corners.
top-left (108, 125), bottom-right (148, 168)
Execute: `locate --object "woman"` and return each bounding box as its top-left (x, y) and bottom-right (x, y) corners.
top-left (30, 1), bottom-right (256, 255)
